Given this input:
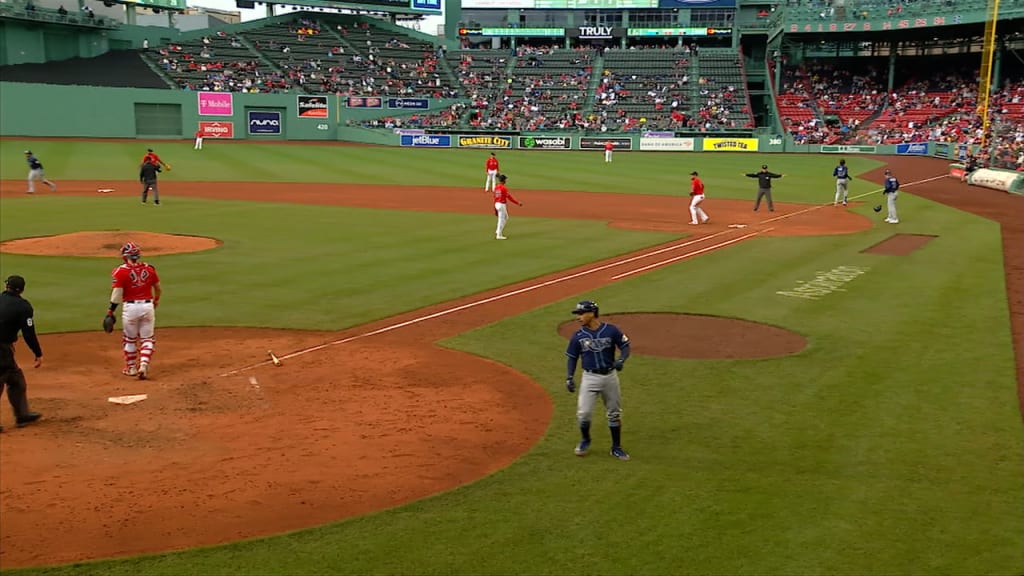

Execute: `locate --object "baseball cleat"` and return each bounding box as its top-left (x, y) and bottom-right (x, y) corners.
top-left (138, 364), bottom-right (149, 380)
top-left (574, 439), bottom-right (591, 456)
top-left (16, 412), bottom-right (42, 428)
top-left (610, 446), bottom-right (631, 461)
top-left (123, 367), bottom-right (138, 377)
top-left (496, 235), bottom-right (507, 240)
top-left (689, 221), bottom-right (699, 225)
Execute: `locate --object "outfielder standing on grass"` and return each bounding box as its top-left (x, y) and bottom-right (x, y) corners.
top-left (194, 128), bottom-right (204, 151)
top-left (24, 150), bottom-right (57, 194)
top-left (484, 152), bottom-right (499, 192)
top-left (493, 174), bottom-right (522, 240)
top-left (689, 170), bottom-right (710, 225)
top-left (833, 159), bottom-right (852, 206)
top-left (104, 242), bottom-right (162, 380)
top-left (565, 300), bottom-right (631, 461)
top-left (604, 140), bottom-right (614, 163)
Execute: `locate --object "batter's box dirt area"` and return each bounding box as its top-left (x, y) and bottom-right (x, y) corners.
top-left (861, 234), bottom-right (939, 256)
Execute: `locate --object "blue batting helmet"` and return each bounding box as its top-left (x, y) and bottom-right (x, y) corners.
top-left (572, 300), bottom-right (599, 315)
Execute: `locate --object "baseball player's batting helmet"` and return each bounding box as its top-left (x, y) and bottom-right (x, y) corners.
top-left (121, 242), bottom-right (141, 262)
top-left (572, 300), bottom-right (599, 316)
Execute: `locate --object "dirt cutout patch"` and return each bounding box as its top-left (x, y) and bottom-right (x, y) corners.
top-left (0, 230), bottom-right (221, 257)
top-left (557, 313), bottom-right (807, 359)
top-left (862, 233), bottom-right (938, 256)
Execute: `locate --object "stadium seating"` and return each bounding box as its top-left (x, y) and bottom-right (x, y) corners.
top-left (599, 48), bottom-right (693, 131)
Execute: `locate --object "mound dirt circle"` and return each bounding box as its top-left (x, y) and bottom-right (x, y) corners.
top-left (557, 313), bottom-right (807, 359)
top-left (0, 231), bottom-right (221, 257)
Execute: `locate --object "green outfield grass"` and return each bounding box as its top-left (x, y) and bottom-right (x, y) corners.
top-left (0, 140), bottom-right (1020, 575)
top-left (0, 138), bottom-right (889, 202)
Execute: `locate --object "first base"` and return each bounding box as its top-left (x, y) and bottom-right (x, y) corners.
top-left (108, 394), bottom-right (148, 405)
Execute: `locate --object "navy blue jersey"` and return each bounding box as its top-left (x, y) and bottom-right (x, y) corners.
top-left (883, 175), bottom-right (899, 193)
top-left (26, 155), bottom-right (43, 170)
top-left (566, 322), bottom-right (630, 373)
top-left (833, 165), bottom-right (849, 179)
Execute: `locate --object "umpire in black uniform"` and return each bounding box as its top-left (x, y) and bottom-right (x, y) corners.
top-left (0, 275), bottom-right (43, 432)
top-left (140, 159), bottom-right (162, 205)
top-left (744, 164), bottom-right (785, 212)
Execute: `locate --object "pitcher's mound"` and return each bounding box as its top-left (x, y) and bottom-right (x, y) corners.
top-left (557, 313), bottom-right (807, 359)
top-left (0, 231), bottom-right (221, 257)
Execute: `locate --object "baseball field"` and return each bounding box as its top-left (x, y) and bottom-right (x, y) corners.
top-left (0, 138), bottom-right (1021, 575)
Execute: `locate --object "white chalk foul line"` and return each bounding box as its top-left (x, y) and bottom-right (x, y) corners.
top-left (611, 229), bottom-right (769, 280)
top-left (219, 229), bottom-right (739, 377)
top-left (758, 173), bottom-right (948, 226)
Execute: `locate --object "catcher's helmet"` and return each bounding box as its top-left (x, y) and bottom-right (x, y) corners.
top-left (572, 300), bottom-right (599, 316)
top-left (121, 242), bottom-right (141, 261)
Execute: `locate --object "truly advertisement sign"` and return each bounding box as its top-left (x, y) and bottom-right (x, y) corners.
top-left (457, 135), bottom-right (513, 149)
top-left (702, 138), bottom-right (759, 152)
top-left (639, 137), bottom-right (695, 151)
top-left (247, 111), bottom-right (282, 135)
top-left (297, 96), bottom-right (329, 118)
top-left (400, 134), bottom-right (452, 147)
top-left (198, 121), bottom-right (234, 138)
top-left (580, 137), bottom-right (632, 150)
top-left (517, 136), bottom-right (571, 150)
top-left (197, 92), bottom-right (233, 116)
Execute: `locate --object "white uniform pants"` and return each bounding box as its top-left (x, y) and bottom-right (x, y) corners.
top-left (122, 301), bottom-right (156, 369)
top-left (27, 168), bottom-right (55, 193)
top-left (495, 202), bottom-right (509, 237)
top-left (194, 136), bottom-right (204, 150)
top-left (604, 149), bottom-right (612, 163)
top-left (689, 194), bottom-right (708, 224)
top-left (485, 169), bottom-right (497, 191)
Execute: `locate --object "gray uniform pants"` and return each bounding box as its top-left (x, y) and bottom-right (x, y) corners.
top-left (754, 187), bottom-right (774, 211)
top-left (142, 180), bottom-right (159, 203)
top-left (577, 370), bottom-right (622, 424)
top-left (835, 178), bottom-right (849, 203)
top-left (886, 191), bottom-right (898, 221)
top-left (0, 345), bottom-right (33, 420)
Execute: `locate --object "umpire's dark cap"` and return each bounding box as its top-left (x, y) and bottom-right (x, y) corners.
top-left (761, 164), bottom-right (768, 169)
top-left (4, 275), bottom-right (26, 294)
top-left (572, 300), bottom-right (599, 315)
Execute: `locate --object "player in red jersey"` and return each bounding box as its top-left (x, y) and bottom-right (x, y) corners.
top-left (493, 174), bottom-right (522, 240)
top-left (484, 152), bottom-right (500, 193)
top-left (689, 171), bottom-right (710, 225)
top-left (141, 148), bottom-right (162, 167)
top-left (604, 141), bottom-right (614, 163)
top-left (106, 242), bottom-right (162, 380)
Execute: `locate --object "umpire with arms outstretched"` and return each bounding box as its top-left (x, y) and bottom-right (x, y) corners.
top-left (565, 300), bottom-right (632, 461)
top-left (0, 275), bottom-right (43, 432)
top-left (745, 164), bottom-right (784, 212)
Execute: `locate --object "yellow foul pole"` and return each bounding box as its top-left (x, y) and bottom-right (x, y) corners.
top-left (977, 0), bottom-right (1001, 149)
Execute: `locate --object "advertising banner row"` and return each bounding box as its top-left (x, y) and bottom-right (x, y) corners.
top-left (197, 92), bottom-right (329, 119)
top-left (397, 135), bottom-right (766, 151)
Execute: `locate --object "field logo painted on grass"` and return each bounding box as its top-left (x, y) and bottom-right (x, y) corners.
top-left (777, 265), bottom-right (870, 300)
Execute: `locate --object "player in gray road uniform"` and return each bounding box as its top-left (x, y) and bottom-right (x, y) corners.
top-left (24, 150), bottom-right (57, 194)
top-left (565, 300), bottom-right (631, 461)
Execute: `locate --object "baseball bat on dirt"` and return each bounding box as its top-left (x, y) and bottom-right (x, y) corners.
top-left (268, 350), bottom-right (283, 367)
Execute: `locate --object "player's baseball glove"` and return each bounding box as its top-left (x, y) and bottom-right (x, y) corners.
top-left (873, 205), bottom-right (882, 212)
top-left (162, 163), bottom-right (172, 172)
top-left (102, 313), bottom-right (116, 333)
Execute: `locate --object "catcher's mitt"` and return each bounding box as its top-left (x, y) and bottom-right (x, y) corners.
top-left (103, 314), bottom-right (116, 333)
top-left (873, 205), bottom-right (882, 212)
top-left (162, 163), bottom-right (172, 172)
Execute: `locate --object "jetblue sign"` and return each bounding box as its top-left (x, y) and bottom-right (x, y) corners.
top-left (400, 134), bottom-right (452, 148)
top-left (387, 98), bottom-right (430, 110)
top-left (896, 142), bottom-right (928, 156)
top-left (247, 110), bottom-right (282, 135)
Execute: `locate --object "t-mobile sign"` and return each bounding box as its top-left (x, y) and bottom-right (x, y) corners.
top-left (198, 92), bottom-right (234, 116)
